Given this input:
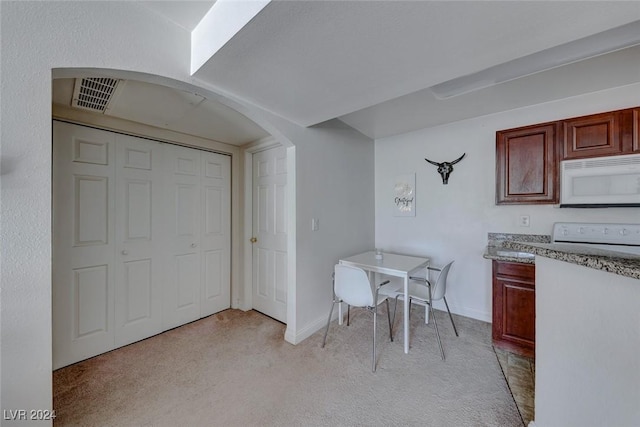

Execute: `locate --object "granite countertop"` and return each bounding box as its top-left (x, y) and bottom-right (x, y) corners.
top-left (483, 246), bottom-right (536, 264)
top-left (502, 240), bottom-right (640, 281)
top-left (483, 232), bottom-right (550, 265)
top-left (483, 232), bottom-right (640, 280)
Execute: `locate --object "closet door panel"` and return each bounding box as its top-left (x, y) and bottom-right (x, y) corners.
top-left (53, 122), bottom-right (116, 369)
top-left (163, 145), bottom-right (201, 329)
top-left (114, 135), bottom-right (164, 347)
top-left (200, 152), bottom-right (231, 316)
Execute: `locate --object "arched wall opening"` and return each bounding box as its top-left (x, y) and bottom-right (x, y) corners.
top-left (50, 67), bottom-right (299, 362)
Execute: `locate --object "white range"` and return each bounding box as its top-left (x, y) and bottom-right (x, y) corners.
top-left (552, 222), bottom-right (640, 256)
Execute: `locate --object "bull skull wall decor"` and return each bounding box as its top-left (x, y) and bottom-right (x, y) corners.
top-left (424, 153), bottom-right (466, 184)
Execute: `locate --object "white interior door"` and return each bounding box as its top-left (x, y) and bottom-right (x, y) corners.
top-left (163, 144), bottom-right (202, 329)
top-left (114, 135), bottom-right (164, 347)
top-left (199, 151), bottom-right (231, 317)
top-left (252, 145), bottom-right (288, 323)
top-left (53, 122), bottom-right (116, 369)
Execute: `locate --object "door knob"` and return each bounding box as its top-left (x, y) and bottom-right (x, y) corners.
top-left (191, 243), bottom-right (197, 248)
top-left (121, 250), bottom-right (129, 255)
top-left (250, 237), bottom-right (257, 243)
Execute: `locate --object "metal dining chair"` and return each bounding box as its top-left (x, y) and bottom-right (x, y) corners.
top-left (387, 261), bottom-right (458, 360)
top-left (321, 264), bottom-right (394, 372)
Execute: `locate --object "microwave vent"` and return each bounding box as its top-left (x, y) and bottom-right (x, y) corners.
top-left (563, 154), bottom-right (640, 170)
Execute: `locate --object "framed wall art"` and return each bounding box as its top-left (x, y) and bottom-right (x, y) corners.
top-left (393, 173), bottom-right (415, 217)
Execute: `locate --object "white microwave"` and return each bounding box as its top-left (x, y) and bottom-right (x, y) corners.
top-left (560, 153), bottom-right (640, 207)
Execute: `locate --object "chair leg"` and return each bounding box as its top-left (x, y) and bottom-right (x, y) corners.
top-left (427, 285), bottom-right (444, 360)
top-left (391, 296), bottom-right (409, 330)
top-left (347, 304), bottom-right (351, 326)
top-left (391, 296), bottom-right (399, 329)
top-left (385, 299), bottom-right (393, 342)
top-left (321, 301), bottom-right (336, 348)
top-left (372, 308), bottom-right (377, 372)
top-left (430, 303), bottom-right (444, 360)
top-left (443, 296), bottom-right (459, 337)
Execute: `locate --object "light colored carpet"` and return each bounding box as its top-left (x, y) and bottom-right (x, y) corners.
top-left (53, 307), bottom-right (523, 426)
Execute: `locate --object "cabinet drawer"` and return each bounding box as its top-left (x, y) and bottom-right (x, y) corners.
top-left (494, 261), bottom-right (535, 282)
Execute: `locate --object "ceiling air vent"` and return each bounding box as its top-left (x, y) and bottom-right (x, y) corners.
top-left (72, 77), bottom-right (121, 113)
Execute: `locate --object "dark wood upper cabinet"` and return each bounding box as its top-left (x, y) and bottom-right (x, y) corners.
top-left (562, 110), bottom-right (627, 159)
top-left (496, 122), bottom-right (559, 205)
top-left (496, 106), bottom-right (639, 205)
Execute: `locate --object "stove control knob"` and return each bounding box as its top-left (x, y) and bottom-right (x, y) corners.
top-left (603, 227), bottom-right (609, 235)
top-left (562, 228), bottom-right (569, 236)
top-left (620, 228), bottom-right (629, 236)
top-left (578, 227), bottom-right (585, 234)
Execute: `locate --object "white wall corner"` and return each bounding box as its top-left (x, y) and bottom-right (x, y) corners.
top-left (285, 312), bottom-right (329, 345)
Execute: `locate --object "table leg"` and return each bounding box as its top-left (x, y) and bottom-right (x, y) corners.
top-left (338, 302), bottom-right (343, 325)
top-left (404, 274), bottom-right (409, 354)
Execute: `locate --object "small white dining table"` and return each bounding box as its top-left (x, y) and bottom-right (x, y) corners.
top-left (339, 250), bottom-right (430, 354)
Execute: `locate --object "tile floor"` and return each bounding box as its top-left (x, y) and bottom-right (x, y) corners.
top-left (494, 347), bottom-right (535, 426)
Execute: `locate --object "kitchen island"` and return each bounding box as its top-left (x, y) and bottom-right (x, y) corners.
top-left (498, 240), bottom-right (640, 427)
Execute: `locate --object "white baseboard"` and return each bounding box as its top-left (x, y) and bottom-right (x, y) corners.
top-left (286, 302), bottom-right (492, 345)
top-left (285, 311), bottom-right (335, 345)
top-left (432, 301), bottom-right (491, 323)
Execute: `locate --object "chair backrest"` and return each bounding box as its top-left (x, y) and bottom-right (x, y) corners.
top-left (333, 264), bottom-right (375, 307)
top-left (430, 261), bottom-right (454, 301)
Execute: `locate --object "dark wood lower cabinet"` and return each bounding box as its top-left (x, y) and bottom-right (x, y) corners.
top-left (492, 261), bottom-right (535, 358)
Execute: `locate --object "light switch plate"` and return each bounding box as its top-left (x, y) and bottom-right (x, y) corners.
top-left (311, 218), bottom-right (319, 231)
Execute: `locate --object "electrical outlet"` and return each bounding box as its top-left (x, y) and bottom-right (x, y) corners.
top-left (519, 215), bottom-right (530, 227)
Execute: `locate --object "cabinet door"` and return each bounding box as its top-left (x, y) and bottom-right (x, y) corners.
top-left (563, 111), bottom-right (624, 159)
top-left (492, 261), bottom-right (535, 358)
top-left (633, 108), bottom-right (640, 153)
top-left (496, 123), bottom-right (558, 204)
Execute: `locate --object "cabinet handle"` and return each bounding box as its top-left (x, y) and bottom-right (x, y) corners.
top-left (191, 243), bottom-right (197, 248)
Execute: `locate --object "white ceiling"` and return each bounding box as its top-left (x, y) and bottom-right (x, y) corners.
top-left (54, 1), bottom-right (640, 142)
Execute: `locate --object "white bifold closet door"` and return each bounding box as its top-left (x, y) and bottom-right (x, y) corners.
top-left (162, 144), bottom-right (231, 330)
top-left (114, 134), bottom-right (164, 348)
top-left (52, 121), bottom-right (230, 369)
